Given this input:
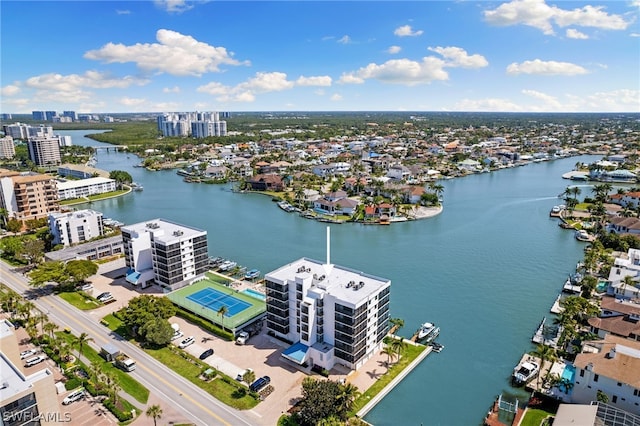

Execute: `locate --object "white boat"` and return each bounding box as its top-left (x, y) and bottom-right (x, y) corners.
top-left (417, 322), bottom-right (440, 342)
top-left (277, 200), bottom-right (295, 212)
top-left (512, 360), bottom-right (539, 385)
top-left (575, 230), bottom-right (591, 242)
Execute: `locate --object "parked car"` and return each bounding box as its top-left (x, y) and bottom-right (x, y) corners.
top-left (171, 330), bottom-right (184, 341)
top-left (249, 376), bottom-right (271, 392)
top-left (199, 348), bottom-right (214, 360)
top-left (96, 292), bottom-right (113, 303)
top-left (62, 388), bottom-right (85, 405)
top-left (19, 348), bottom-right (37, 359)
top-left (79, 283), bottom-right (93, 292)
top-left (24, 355), bottom-right (46, 367)
top-left (235, 331), bottom-right (250, 345)
top-left (178, 336), bottom-right (195, 349)
top-left (236, 368), bottom-right (253, 382)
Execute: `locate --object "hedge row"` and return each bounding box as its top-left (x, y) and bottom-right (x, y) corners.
top-left (174, 306), bottom-right (234, 340)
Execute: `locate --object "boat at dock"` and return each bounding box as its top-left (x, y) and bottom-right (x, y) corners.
top-left (429, 342), bottom-right (444, 353)
top-left (416, 322), bottom-right (440, 343)
top-left (512, 357), bottom-right (539, 385)
top-left (277, 200), bottom-right (296, 212)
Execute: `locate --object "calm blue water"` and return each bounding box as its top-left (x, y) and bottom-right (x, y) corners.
top-left (61, 130), bottom-right (596, 425)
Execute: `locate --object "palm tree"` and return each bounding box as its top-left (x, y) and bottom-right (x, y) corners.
top-left (89, 361), bottom-right (104, 386)
top-left (389, 337), bottom-right (408, 362)
top-left (0, 207), bottom-right (8, 228)
top-left (336, 382), bottom-right (360, 418)
top-left (43, 322), bottom-right (58, 340)
top-left (74, 332), bottom-right (94, 361)
top-left (531, 344), bottom-right (557, 388)
top-left (381, 346), bottom-right (396, 369)
top-left (388, 317), bottom-right (404, 334)
top-left (621, 275), bottom-right (636, 299)
top-left (243, 369), bottom-right (256, 386)
top-left (217, 305), bottom-right (228, 330)
top-left (145, 404), bottom-right (163, 426)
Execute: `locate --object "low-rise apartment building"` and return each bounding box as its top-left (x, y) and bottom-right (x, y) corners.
top-left (56, 177), bottom-right (116, 201)
top-left (48, 209), bottom-right (105, 246)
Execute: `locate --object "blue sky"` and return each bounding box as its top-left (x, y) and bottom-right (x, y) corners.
top-left (1, 0), bottom-right (639, 113)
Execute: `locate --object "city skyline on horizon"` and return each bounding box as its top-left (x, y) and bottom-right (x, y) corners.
top-left (1, 0), bottom-right (639, 114)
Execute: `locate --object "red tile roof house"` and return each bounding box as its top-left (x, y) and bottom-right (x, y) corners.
top-left (247, 174), bottom-right (284, 191)
top-left (364, 203), bottom-right (397, 221)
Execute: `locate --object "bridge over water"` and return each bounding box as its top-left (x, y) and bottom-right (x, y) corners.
top-left (87, 145), bottom-right (128, 152)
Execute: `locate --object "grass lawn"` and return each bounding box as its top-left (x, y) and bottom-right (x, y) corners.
top-left (144, 346), bottom-right (259, 410)
top-left (58, 291), bottom-right (101, 310)
top-left (100, 313), bottom-right (132, 339)
top-left (349, 344), bottom-right (426, 416)
top-left (520, 408), bottom-right (553, 426)
top-left (55, 332), bottom-right (149, 404)
top-left (59, 190), bottom-right (129, 206)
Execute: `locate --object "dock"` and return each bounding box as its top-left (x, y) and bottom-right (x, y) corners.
top-left (550, 294), bottom-right (564, 314)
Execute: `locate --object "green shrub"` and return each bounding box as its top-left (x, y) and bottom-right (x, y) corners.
top-left (64, 377), bottom-right (82, 390)
top-left (103, 398), bottom-right (133, 422)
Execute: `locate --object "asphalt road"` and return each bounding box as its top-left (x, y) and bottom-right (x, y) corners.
top-left (1, 261), bottom-right (259, 426)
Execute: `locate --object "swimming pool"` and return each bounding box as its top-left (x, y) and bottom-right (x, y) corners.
top-left (242, 288), bottom-right (266, 301)
top-left (559, 365), bottom-right (576, 395)
top-left (597, 281), bottom-right (609, 292)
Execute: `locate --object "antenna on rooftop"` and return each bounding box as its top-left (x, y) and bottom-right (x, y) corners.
top-left (324, 226), bottom-right (334, 275)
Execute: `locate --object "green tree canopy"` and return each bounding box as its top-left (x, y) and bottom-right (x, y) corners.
top-left (109, 170), bottom-right (133, 188)
top-left (120, 295), bottom-right (176, 344)
top-left (139, 317), bottom-right (174, 346)
top-left (29, 261), bottom-right (70, 287)
top-left (65, 259), bottom-right (99, 284)
top-left (295, 378), bottom-right (344, 426)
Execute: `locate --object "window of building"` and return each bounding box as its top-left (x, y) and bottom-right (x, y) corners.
top-left (594, 374), bottom-right (599, 382)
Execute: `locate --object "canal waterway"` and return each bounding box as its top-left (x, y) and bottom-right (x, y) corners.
top-left (61, 130), bottom-right (597, 425)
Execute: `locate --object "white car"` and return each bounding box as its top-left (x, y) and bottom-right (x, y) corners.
top-left (171, 330), bottom-right (184, 341)
top-left (24, 355), bottom-right (46, 367)
top-left (20, 348), bottom-right (37, 359)
top-left (96, 292), bottom-right (114, 303)
top-left (235, 331), bottom-right (250, 345)
top-left (178, 336), bottom-right (195, 349)
top-left (62, 388), bottom-right (85, 405)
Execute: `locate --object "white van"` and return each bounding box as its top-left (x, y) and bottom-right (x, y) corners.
top-left (24, 355), bottom-right (46, 367)
top-left (62, 389), bottom-right (85, 405)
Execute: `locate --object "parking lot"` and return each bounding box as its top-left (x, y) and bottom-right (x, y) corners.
top-left (9, 321), bottom-right (119, 426)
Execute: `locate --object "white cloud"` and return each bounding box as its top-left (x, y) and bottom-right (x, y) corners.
top-left (337, 35), bottom-right (352, 44)
top-left (521, 89), bottom-right (562, 108)
top-left (428, 46), bottom-right (489, 68)
top-left (154, 0), bottom-right (193, 13)
top-left (116, 9), bottom-right (131, 15)
top-left (566, 28), bottom-right (588, 39)
top-left (484, 0), bottom-right (630, 35)
top-left (331, 94), bottom-right (343, 101)
top-left (338, 74), bottom-right (366, 84)
top-left (506, 59), bottom-right (588, 75)
top-left (454, 98), bottom-right (525, 112)
top-left (394, 25), bottom-right (424, 37)
top-left (296, 76), bottom-right (332, 86)
top-left (387, 46), bottom-right (402, 54)
top-left (198, 72), bottom-right (297, 103)
top-left (25, 70), bottom-right (148, 90)
top-left (1, 84), bottom-right (21, 96)
top-left (84, 29), bottom-right (248, 76)
top-left (119, 97), bottom-right (146, 106)
top-left (583, 89), bottom-right (640, 112)
top-left (343, 57), bottom-right (449, 86)
top-left (163, 86), bottom-right (181, 93)
top-left (630, 33), bottom-right (640, 37)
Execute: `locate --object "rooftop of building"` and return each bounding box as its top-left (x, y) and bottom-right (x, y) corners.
top-left (56, 176), bottom-right (115, 190)
top-left (44, 235), bottom-right (122, 262)
top-left (266, 257), bottom-right (390, 306)
top-left (122, 218), bottom-right (207, 244)
top-left (49, 209), bottom-right (103, 220)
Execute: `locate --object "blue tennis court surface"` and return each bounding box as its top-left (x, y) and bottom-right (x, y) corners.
top-left (187, 288), bottom-right (251, 316)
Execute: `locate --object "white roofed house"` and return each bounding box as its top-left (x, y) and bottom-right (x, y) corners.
top-left (204, 165), bottom-right (229, 180)
top-left (386, 164), bottom-right (411, 182)
top-left (606, 248), bottom-right (640, 300)
top-left (265, 228), bottom-right (391, 371)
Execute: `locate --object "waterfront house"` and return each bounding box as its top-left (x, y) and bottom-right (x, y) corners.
top-left (246, 174), bottom-right (284, 191)
top-left (587, 296), bottom-right (640, 341)
top-left (609, 192), bottom-right (640, 209)
top-left (606, 216), bottom-right (640, 236)
top-left (571, 334), bottom-right (640, 416)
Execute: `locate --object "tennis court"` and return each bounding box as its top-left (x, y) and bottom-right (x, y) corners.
top-left (187, 288), bottom-right (251, 316)
top-left (167, 274), bottom-right (266, 331)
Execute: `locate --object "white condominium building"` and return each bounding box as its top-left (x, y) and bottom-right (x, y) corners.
top-left (56, 177), bottom-right (116, 200)
top-left (121, 219), bottom-right (209, 290)
top-left (157, 111), bottom-right (227, 138)
top-left (48, 209), bottom-right (104, 246)
top-left (265, 228), bottom-right (391, 371)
